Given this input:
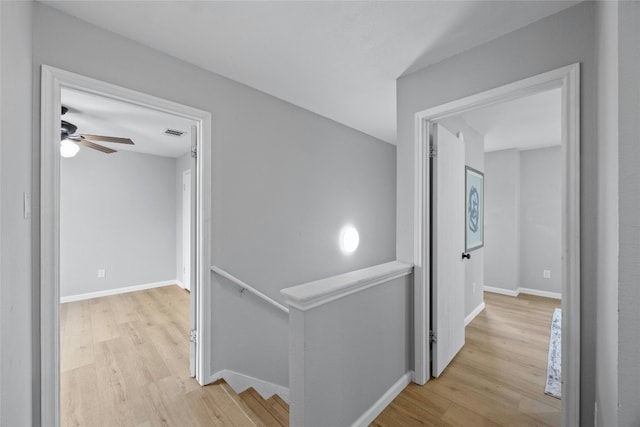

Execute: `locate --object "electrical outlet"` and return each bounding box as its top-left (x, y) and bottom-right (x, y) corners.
top-left (98, 269), bottom-right (106, 278)
top-left (472, 282), bottom-right (476, 294)
top-left (543, 270), bottom-right (551, 279)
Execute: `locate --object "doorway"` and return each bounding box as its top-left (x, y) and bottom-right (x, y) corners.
top-left (40, 65), bottom-right (213, 426)
top-left (413, 64), bottom-right (580, 426)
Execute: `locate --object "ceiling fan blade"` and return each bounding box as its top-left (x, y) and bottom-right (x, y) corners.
top-left (79, 134), bottom-right (134, 145)
top-left (77, 139), bottom-right (117, 154)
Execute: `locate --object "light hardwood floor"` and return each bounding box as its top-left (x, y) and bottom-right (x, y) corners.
top-left (61, 285), bottom-right (274, 427)
top-left (63, 287), bottom-right (559, 426)
top-left (373, 292), bottom-right (562, 426)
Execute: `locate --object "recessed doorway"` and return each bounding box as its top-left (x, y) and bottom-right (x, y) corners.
top-left (40, 65), bottom-right (213, 426)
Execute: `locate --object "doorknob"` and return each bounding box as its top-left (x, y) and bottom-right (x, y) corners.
top-left (461, 252), bottom-right (471, 260)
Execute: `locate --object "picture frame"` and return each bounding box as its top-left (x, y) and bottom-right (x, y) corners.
top-left (465, 166), bottom-right (484, 251)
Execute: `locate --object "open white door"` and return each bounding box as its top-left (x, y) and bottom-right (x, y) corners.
top-left (431, 123), bottom-right (466, 377)
top-left (188, 126), bottom-right (197, 378)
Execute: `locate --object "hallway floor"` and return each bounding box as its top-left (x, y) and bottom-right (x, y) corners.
top-left (60, 285), bottom-right (288, 426)
top-left (62, 287), bottom-right (560, 426)
top-left (373, 292), bottom-right (562, 426)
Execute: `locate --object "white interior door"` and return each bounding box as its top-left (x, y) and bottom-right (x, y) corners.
top-left (182, 170), bottom-right (192, 292)
top-left (431, 123), bottom-right (466, 377)
top-left (188, 126), bottom-right (197, 378)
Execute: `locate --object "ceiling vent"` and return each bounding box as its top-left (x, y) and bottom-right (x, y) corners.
top-left (164, 128), bottom-right (186, 137)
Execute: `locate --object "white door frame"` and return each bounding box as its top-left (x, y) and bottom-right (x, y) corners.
top-left (183, 168), bottom-right (192, 291)
top-left (412, 63), bottom-right (580, 426)
top-left (40, 65), bottom-right (213, 426)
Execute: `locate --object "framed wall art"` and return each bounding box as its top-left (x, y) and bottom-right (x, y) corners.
top-left (465, 166), bottom-right (484, 251)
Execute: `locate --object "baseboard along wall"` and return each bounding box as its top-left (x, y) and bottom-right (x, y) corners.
top-left (465, 302), bottom-right (486, 326)
top-left (351, 371), bottom-right (412, 427)
top-left (483, 285), bottom-right (561, 300)
top-left (60, 280), bottom-right (180, 303)
top-left (209, 369), bottom-right (290, 403)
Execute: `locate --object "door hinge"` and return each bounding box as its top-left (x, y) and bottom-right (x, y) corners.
top-left (429, 145), bottom-right (437, 158)
top-left (429, 331), bottom-right (437, 343)
top-left (191, 145), bottom-right (198, 158)
top-left (190, 329), bottom-right (197, 343)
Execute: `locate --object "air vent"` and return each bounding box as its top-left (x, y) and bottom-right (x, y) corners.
top-left (164, 128), bottom-right (186, 137)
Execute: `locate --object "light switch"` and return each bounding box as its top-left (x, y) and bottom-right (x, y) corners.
top-left (23, 192), bottom-right (31, 219)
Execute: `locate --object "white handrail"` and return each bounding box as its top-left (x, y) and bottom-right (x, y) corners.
top-left (211, 265), bottom-right (289, 314)
top-left (281, 261), bottom-right (414, 311)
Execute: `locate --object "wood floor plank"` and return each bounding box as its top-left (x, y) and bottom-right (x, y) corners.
top-left (90, 296), bottom-right (120, 343)
top-left (440, 402), bottom-right (502, 427)
top-left (61, 300), bottom-right (94, 372)
top-left (61, 364), bottom-right (104, 427)
top-left (61, 285), bottom-right (264, 427)
top-left (373, 292), bottom-right (561, 426)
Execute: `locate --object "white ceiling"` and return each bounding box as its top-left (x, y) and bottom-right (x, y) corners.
top-left (61, 88), bottom-right (195, 158)
top-left (44, 1), bottom-right (580, 144)
top-left (459, 88), bottom-right (561, 152)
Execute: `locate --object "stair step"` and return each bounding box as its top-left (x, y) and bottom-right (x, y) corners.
top-left (239, 387), bottom-right (290, 427)
top-left (215, 380), bottom-right (267, 426)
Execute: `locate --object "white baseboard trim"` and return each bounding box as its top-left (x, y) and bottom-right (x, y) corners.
top-left (209, 369), bottom-right (290, 403)
top-left (483, 285), bottom-right (519, 297)
top-left (351, 371), bottom-right (412, 427)
top-left (175, 280), bottom-right (186, 289)
top-left (465, 302), bottom-right (486, 326)
top-left (518, 287), bottom-right (562, 300)
top-left (60, 280), bottom-right (179, 303)
top-left (484, 285), bottom-right (561, 300)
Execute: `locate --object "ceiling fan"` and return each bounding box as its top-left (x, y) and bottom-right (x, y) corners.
top-left (60, 105), bottom-right (135, 157)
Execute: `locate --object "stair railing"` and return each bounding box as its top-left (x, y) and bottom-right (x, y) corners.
top-left (211, 265), bottom-right (289, 314)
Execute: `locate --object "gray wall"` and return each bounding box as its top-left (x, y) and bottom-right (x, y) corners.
top-left (396, 3), bottom-right (597, 423)
top-left (13, 1), bottom-right (396, 419)
top-left (485, 147), bottom-right (562, 295)
top-left (617, 1), bottom-right (640, 425)
top-left (594, 3), bottom-right (640, 424)
top-left (439, 117), bottom-right (485, 317)
top-left (0, 2), bottom-right (34, 426)
top-left (485, 149), bottom-right (520, 292)
top-left (520, 147), bottom-right (561, 294)
top-left (290, 275), bottom-right (412, 427)
top-left (175, 152), bottom-right (192, 282)
top-left (60, 149), bottom-right (177, 298)
top-left (595, 2), bottom-right (619, 425)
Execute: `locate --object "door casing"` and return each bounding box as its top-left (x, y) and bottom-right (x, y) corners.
top-left (183, 169), bottom-right (192, 292)
top-left (412, 63), bottom-right (580, 427)
top-left (40, 65), bottom-right (213, 427)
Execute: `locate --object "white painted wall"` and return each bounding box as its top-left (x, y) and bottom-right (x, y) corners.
top-left (397, 3), bottom-right (597, 422)
top-left (520, 147), bottom-right (561, 294)
top-left (439, 117), bottom-right (485, 318)
top-left (616, 1), bottom-right (640, 425)
top-left (60, 149), bottom-right (177, 299)
top-left (0, 2), bottom-right (34, 426)
top-left (289, 275), bottom-right (411, 427)
top-left (30, 0), bottom-right (396, 412)
top-left (485, 149), bottom-right (520, 292)
top-left (595, 2), bottom-right (619, 425)
top-left (175, 152), bottom-right (191, 283)
top-left (485, 147), bottom-right (561, 296)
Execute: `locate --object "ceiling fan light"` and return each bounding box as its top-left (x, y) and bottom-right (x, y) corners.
top-left (60, 139), bottom-right (80, 158)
